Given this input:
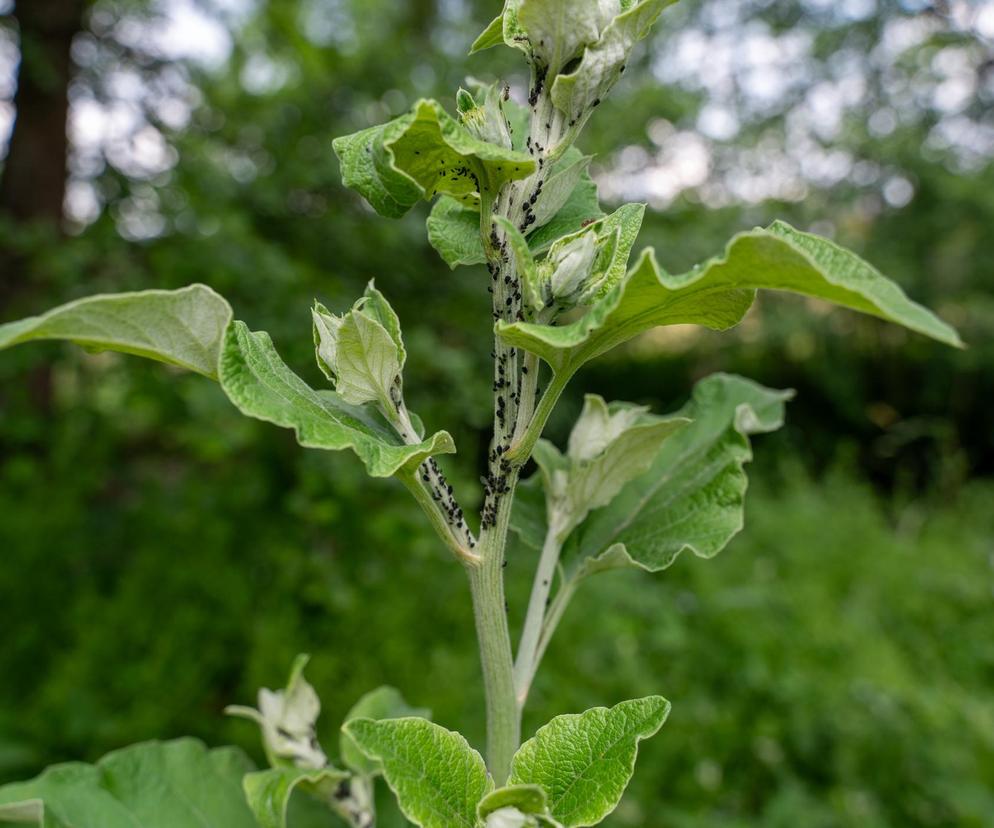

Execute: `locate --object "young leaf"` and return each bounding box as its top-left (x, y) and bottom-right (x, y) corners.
top-left (333, 99), bottom-right (535, 219)
top-left (426, 196), bottom-right (488, 269)
top-left (225, 654), bottom-right (327, 770)
top-left (340, 686), bottom-right (430, 777)
top-left (498, 221), bottom-right (963, 377)
top-left (342, 717), bottom-right (492, 828)
top-left (219, 321), bottom-right (455, 478)
top-left (426, 148), bottom-right (603, 269)
top-left (551, 1), bottom-right (680, 140)
top-left (565, 374), bottom-right (794, 576)
top-left (242, 766), bottom-right (349, 828)
top-left (470, 14), bottom-right (506, 54)
top-left (508, 696), bottom-right (670, 827)
top-left (518, 0), bottom-right (611, 77)
top-left (0, 284), bottom-right (232, 379)
top-left (312, 282), bottom-right (406, 409)
top-left (478, 784), bottom-right (550, 820)
top-left (532, 395), bottom-right (688, 539)
top-left (0, 739), bottom-right (257, 827)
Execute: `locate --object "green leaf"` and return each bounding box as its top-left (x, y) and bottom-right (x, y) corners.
top-left (532, 395), bottom-right (688, 539)
top-left (219, 321), bottom-right (455, 477)
top-left (242, 766), bottom-right (349, 828)
top-left (426, 148), bottom-right (603, 269)
top-left (342, 718), bottom-right (492, 828)
top-left (509, 696), bottom-right (670, 827)
top-left (0, 739), bottom-right (256, 827)
top-left (312, 282), bottom-right (406, 408)
top-left (566, 374), bottom-right (793, 576)
top-left (426, 197), bottom-right (487, 269)
top-left (225, 653), bottom-right (328, 770)
top-left (340, 686), bottom-right (430, 777)
top-left (334, 99), bottom-right (536, 219)
top-left (0, 284), bottom-right (232, 379)
top-left (551, 1), bottom-right (679, 138)
top-left (518, 0), bottom-right (616, 76)
top-left (498, 221), bottom-right (963, 378)
top-left (522, 172), bottom-right (602, 255)
top-left (470, 14), bottom-right (506, 54)
top-left (478, 784), bottom-right (550, 819)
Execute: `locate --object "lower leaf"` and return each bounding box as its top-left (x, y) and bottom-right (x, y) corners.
top-left (508, 696), bottom-right (670, 827)
top-left (0, 739), bottom-right (256, 827)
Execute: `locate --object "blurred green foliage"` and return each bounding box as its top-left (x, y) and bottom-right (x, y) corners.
top-left (0, 0), bottom-right (991, 825)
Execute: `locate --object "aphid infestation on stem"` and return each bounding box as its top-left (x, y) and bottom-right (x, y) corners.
top-left (0, 1), bottom-right (963, 826)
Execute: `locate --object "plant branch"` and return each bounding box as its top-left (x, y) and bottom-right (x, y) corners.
top-left (512, 520), bottom-right (563, 707)
top-left (390, 402), bottom-right (479, 563)
top-left (506, 366), bottom-right (573, 465)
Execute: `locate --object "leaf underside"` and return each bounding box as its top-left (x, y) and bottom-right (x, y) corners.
top-left (0, 284), bottom-right (232, 379)
top-left (242, 766), bottom-right (349, 828)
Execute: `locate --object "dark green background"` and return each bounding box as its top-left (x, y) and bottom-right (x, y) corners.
top-left (0, 1), bottom-right (992, 825)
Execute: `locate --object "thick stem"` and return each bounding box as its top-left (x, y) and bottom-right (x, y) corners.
top-left (513, 521), bottom-right (563, 707)
top-left (469, 482), bottom-right (520, 784)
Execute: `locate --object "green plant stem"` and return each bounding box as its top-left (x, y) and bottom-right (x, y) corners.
top-left (507, 367), bottom-right (573, 465)
top-left (469, 479), bottom-right (520, 784)
top-left (513, 521), bottom-right (563, 708)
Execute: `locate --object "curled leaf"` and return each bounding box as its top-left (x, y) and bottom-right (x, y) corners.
top-left (334, 99), bottom-right (535, 219)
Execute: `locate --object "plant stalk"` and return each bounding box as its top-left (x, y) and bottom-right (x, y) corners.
top-left (469, 480), bottom-right (520, 784)
top-left (513, 521), bottom-right (563, 707)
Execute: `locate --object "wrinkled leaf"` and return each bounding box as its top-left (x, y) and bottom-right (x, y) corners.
top-left (498, 221), bottom-right (963, 377)
top-left (340, 686), bottom-right (430, 777)
top-left (532, 395), bottom-right (688, 538)
top-left (312, 282), bottom-right (406, 408)
top-left (334, 99), bottom-right (535, 219)
top-left (342, 718), bottom-right (491, 828)
top-left (426, 149), bottom-right (603, 269)
top-left (219, 321), bottom-right (455, 477)
top-left (0, 284), bottom-right (232, 379)
top-left (478, 784), bottom-right (550, 819)
top-left (0, 739), bottom-right (256, 827)
top-left (509, 696), bottom-right (669, 827)
top-left (242, 766), bottom-right (348, 828)
top-left (566, 373), bottom-right (793, 575)
top-left (551, 1), bottom-right (679, 138)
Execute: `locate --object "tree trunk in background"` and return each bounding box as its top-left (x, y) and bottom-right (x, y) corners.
top-left (0, 0), bottom-right (84, 411)
top-left (0, 0), bottom-right (84, 224)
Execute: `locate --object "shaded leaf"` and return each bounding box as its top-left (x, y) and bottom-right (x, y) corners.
top-left (0, 285), bottom-right (232, 379)
top-left (0, 739), bottom-right (256, 827)
top-left (242, 766), bottom-right (348, 828)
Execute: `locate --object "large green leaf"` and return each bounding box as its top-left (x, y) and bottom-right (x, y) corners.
top-left (339, 686), bottom-right (430, 777)
top-left (219, 322), bottom-right (455, 477)
top-left (342, 718), bottom-right (492, 828)
top-left (508, 696), bottom-right (669, 827)
top-left (426, 150), bottom-right (603, 269)
top-left (333, 99), bottom-right (536, 219)
top-left (0, 739), bottom-right (256, 827)
top-left (498, 221), bottom-right (963, 377)
top-left (242, 766), bottom-right (348, 828)
top-left (0, 285), bottom-right (232, 379)
top-left (564, 374), bottom-right (793, 576)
